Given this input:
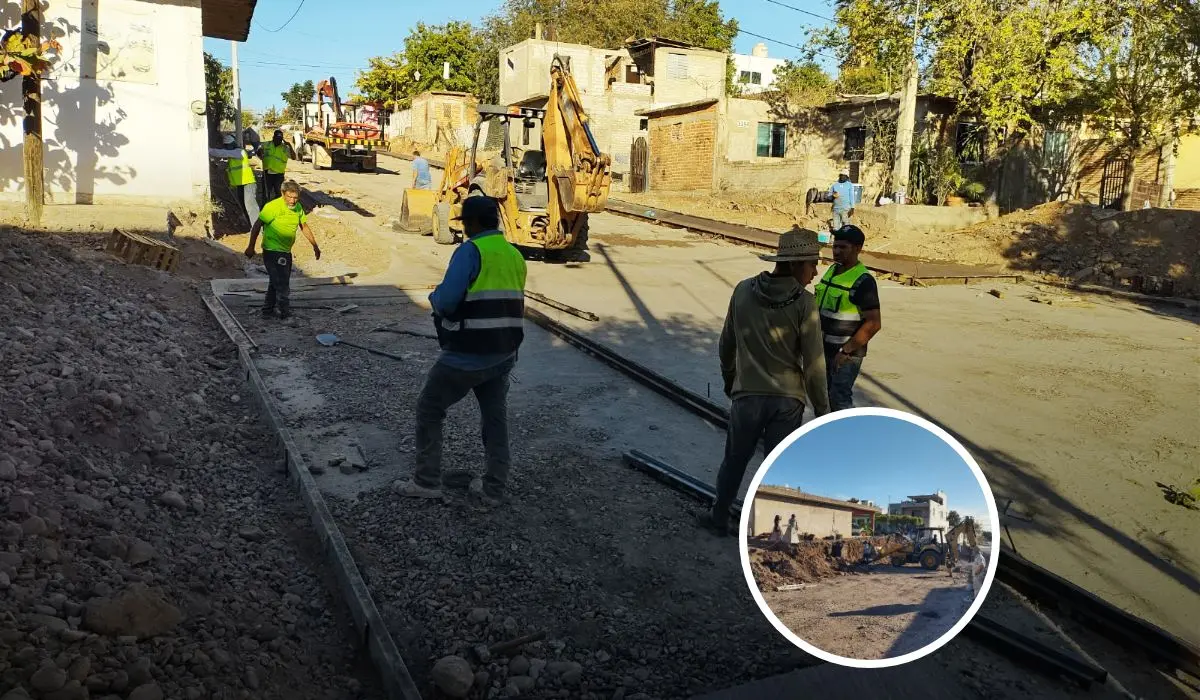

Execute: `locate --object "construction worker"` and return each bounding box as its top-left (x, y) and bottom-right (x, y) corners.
top-left (814, 225), bottom-right (882, 411)
top-left (698, 230), bottom-right (831, 537)
top-left (226, 144), bottom-right (259, 229)
top-left (258, 129), bottom-right (290, 202)
top-left (397, 196), bottom-right (527, 508)
top-left (829, 173), bottom-right (856, 231)
top-left (412, 149), bottom-right (432, 190)
top-left (243, 180), bottom-right (321, 320)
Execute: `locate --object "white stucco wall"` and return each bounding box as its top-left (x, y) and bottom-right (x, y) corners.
top-left (732, 53), bottom-right (786, 94)
top-left (0, 0), bottom-right (208, 207)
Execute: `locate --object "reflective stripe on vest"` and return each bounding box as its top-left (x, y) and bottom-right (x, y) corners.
top-left (814, 262), bottom-right (868, 345)
top-left (262, 143), bottom-right (289, 174)
top-left (436, 232), bottom-right (527, 354)
top-left (227, 154), bottom-right (255, 187)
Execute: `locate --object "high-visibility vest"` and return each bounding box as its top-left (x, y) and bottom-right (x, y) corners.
top-left (227, 152), bottom-right (255, 187)
top-left (435, 232), bottom-right (527, 355)
top-left (814, 261), bottom-right (869, 346)
top-left (261, 142), bottom-right (289, 174)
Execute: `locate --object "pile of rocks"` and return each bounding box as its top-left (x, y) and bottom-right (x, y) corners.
top-left (0, 227), bottom-right (377, 699)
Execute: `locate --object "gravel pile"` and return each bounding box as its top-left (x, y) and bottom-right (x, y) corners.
top-left (249, 306), bottom-right (815, 700)
top-left (0, 227), bottom-right (378, 699)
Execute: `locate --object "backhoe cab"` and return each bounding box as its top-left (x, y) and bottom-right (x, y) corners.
top-left (399, 55), bottom-right (612, 262)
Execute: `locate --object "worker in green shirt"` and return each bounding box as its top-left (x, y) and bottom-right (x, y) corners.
top-left (226, 144), bottom-right (259, 229)
top-left (244, 180), bottom-right (321, 319)
top-left (257, 129), bottom-right (291, 202)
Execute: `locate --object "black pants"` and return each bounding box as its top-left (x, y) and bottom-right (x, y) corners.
top-left (264, 173), bottom-right (284, 202)
top-left (712, 395), bottom-right (806, 523)
top-left (263, 251), bottom-right (293, 313)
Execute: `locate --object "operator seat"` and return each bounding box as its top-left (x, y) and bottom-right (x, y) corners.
top-left (517, 150), bottom-right (547, 180)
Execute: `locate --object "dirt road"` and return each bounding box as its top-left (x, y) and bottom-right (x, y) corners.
top-left (763, 567), bottom-right (974, 660)
top-left (216, 155), bottom-right (1200, 651)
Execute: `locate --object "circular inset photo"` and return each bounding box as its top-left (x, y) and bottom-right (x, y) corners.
top-left (739, 407), bottom-right (1000, 668)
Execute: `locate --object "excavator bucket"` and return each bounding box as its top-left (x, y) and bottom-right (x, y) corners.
top-left (398, 188), bottom-right (437, 233)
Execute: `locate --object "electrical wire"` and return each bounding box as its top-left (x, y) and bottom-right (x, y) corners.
top-left (765, 0), bottom-right (835, 22)
top-left (737, 28), bottom-right (839, 61)
top-left (253, 0), bottom-right (307, 33)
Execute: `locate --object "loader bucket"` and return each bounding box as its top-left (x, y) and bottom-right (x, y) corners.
top-left (398, 188), bottom-right (437, 233)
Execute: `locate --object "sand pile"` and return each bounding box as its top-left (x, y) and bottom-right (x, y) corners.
top-left (749, 542), bottom-right (839, 589)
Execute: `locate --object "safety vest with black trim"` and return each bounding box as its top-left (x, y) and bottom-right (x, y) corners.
top-left (435, 233), bottom-right (527, 355)
top-left (261, 142), bottom-right (289, 174)
top-left (227, 152), bottom-right (255, 187)
top-left (814, 261), bottom-right (869, 346)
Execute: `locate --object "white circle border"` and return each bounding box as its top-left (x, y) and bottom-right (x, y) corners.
top-left (737, 406), bottom-right (1002, 668)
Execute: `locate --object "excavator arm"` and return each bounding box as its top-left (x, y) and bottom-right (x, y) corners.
top-left (542, 54), bottom-right (612, 215)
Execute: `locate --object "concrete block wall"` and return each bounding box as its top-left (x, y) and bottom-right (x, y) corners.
top-left (0, 0), bottom-right (209, 208)
top-left (652, 47), bottom-right (727, 106)
top-left (750, 495), bottom-right (853, 538)
top-left (718, 159), bottom-right (813, 191)
top-left (647, 104), bottom-right (717, 192)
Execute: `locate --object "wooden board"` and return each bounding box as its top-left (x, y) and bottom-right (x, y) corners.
top-left (105, 228), bottom-right (180, 273)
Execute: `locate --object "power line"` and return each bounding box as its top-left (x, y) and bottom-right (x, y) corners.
top-left (765, 0), bottom-right (834, 23)
top-left (241, 59), bottom-right (361, 71)
top-left (737, 28), bottom-right (839, 61)
top-left (254, 0), bottom-right (307, 33)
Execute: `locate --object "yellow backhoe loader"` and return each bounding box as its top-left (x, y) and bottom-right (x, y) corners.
top-left (889, 519), bottom-right (981, 571)
top-left (398, 54), bottom-right (612, 261)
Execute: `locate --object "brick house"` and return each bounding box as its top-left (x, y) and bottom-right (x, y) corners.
top-left (499, 34), bottom-right (727, 189)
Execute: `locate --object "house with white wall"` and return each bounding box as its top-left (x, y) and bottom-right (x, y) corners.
top-left (0, 0), bottom-right (256, 210)
top-left (888, 491), bottom-right (950, 531)
top-left (732, 43), bottom-right (786, 95)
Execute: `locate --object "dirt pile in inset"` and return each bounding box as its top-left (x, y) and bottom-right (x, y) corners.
top-left (750, 537), bottom-right (901, 590)
top-left (0, 226), bottom-right (377, 699)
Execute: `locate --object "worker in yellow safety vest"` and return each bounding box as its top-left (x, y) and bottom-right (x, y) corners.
top-left (226, 144), bottom-right (258, 230)
top-left (813, 225), bottom-right (882, 411)
top-left (257, 129), bottom-right (291, 202)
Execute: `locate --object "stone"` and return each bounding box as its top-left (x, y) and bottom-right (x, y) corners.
top-left (1098, 220), bottom-right (1120, 236)
top-left (127, 684), bottom-right (164, 700)
top-left (430, 655), bottom-right (474, 698)
top-left (509, 676), bottom-right (535, 693)
top-left (467, 608), bottom-right (490, 624)
top-left (157, 491), bottom-right (187, 510)
top-left (236, 526), bottom-right (265, 542)
top-left (509, 656), bottom-right (530, 676)
top-left (43, 681), bottom-right (87, 700)
top-left (0, 458), bottom-right (16, 481)
top-left (31, 662), bottom-right (68, 692)
top-left (91, 535), bottom-right (127, 560)
top-left (21, 516), bottom-right (48, 537)
top-left (0, 689), bottom-right (32, 700)
top-left (66, 493), bottom-right (104, 512)
top-left (83, 583), bottom-right (182, 639)
top-left (67, 656), bottom-right (90, 682)
top-left (124, 538), bottom-right (157, 566)
top-left (28, 614), bottom-right (69, 632)
top-left (1070, 267), bottom-right (1097, 284)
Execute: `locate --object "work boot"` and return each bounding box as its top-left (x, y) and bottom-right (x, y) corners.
top-left (468, 488), bottom-right (509, 510)
top-left (395, 480), bottom-right (443, 500)
top-left (441, 469), bottom-right (476, 491)
top-left (261, 306), bottom-right (276, 318)
top-left (278, 308), bottom-right (292, 320)
top-left (696, 510), bottom-right (731, 537)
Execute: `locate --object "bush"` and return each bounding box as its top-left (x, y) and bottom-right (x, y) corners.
top-left (961, 181), bottom-right (986, 202)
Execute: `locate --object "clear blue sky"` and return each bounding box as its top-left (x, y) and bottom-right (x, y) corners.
top-left (763, 416), bottom-right (992, 525)
top-left (202, 0), bottom-right (840, 112)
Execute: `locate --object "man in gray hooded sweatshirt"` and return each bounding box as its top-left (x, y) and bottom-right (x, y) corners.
top-left (698, 229), bottom-right (832, 536)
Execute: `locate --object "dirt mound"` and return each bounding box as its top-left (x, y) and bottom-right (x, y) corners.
top-left (750, 544), bottom-right (838, 589)
top-left (953, 202), bottom-right (1200, 296)
top-left (0, 226), bottom-right (379, 698)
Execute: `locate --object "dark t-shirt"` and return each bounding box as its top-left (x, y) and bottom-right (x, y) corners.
top-left (824, 271), bottom-right (879, 357)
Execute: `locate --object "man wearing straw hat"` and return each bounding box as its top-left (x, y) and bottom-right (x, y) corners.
top-left (697, 229), bottom-right (832, 537)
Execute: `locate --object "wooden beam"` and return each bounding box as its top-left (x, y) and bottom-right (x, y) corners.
top-left (22, 0), bottom-right (43, 226)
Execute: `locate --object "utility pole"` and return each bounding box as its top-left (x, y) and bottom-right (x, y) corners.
top-left (891, 0), bottom-right (921, 205)
top-left (21, 0), bottom-right (44, 226)
top-left (231, 41), bottom-right (243, 149)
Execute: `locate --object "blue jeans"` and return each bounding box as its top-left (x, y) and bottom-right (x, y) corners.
top-left (832, 209), bottom-right (852, 231)
top-left (414, 356), bottom-right (516, 496)
top-left (825, 348), bottom-right (864, 411)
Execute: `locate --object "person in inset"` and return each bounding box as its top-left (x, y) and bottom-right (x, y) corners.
top-left (226, 144), bottom-right (259, 230)
top-left (244, 180), bottom-right (321, 320)
top-left (814, 224), bottom-right (882, 411)
top-left (697, 230), bottom-right (832, 537)
top-left (783, 514), bottom-right (798, 544)
top-left (412, 150), bottom-right (432, 190)
top-left (768, 514), bottom-right (783, 544)
top-left (397, 196), bottom-right (527, 508)
top-left (257, 129), bottom-right (290, 202)
top-left (829, 173), bottom-right (856, 231)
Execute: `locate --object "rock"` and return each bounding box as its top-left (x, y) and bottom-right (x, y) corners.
top-left (66, 493), bottom-right (104, 512)
top-left (1070, 267), bottom-right (1097, 284)
top-left (127, 684), bottom-right (164, 700)
top-left (0, 571), bottom-right (9, 589)
top-left (467, 607), bottom-right (490, 624)
top-left (21, 516), bottom-right (48, 537)
top-left (509, 676), bottom-right (535, 693)
top-left (43, 681), bottom-right (87, 700)
top-left (1098, 220), bottom-right (1120, 236)
top-left (0, 689), bottom-right (32, 700)
top-left (91, 535), bottom-right (127, 560)
top-left (236, 526), bottom-right (265, 542)
top-left (1, 521), bottom-right (21, 543)
top-left (509, 656), bottom-right (530, 676)
top-left (127, 658), bottom-right (154, 686)
top-left (125, 538), bottom-right (157, 565)
top-left (987, 289), bottom-right (1003, 299)
top-left (31, 662), bottom-right (68, 692)
top-left (529, 659), bottom-right (546, 680)
top-left (1112, 266), bottom-right (1140, 281)
top-left (0, 458), bottom-right (16, 481)
top-left (157, 490), bottom-right (187, 510)
top-left (430, 655), bottom-right (474, 698)
top-left (28, 614), bottom-right (69, 632)
top-left (83, 583), bottom-right (182, 639)
top-left (562, 664), bottom-right (583, 686)
top-left (67, 657), bottom-right (90, 682)
top-left (245, 666), bottom-right (261, 689)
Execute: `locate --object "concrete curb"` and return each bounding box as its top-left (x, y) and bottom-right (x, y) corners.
top-left (1035, 279), bottom-right (1200, 310)
top-left (200, 290), bottom-right (422, 700)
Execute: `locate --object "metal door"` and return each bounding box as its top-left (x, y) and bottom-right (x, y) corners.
top-left (630, 137), bottom-right (648, 193)
top-left (1100, 157), bottom-right (1127, 209)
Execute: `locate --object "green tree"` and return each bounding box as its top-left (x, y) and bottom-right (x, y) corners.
top-left (241, 109), bottom-right (256, 129)
top-left (947, 510), bottom-right (962, 528)
top-left (281, 80), bottom-right (315, 123)
top-left (760, 60), bottom-right (835, 144)
top-left (263, 106), bottom-right (281, 124)
top-left (356, 54), bottom-right (409, 109)
top-left (1078, 0), bottom-right (1200, 208)
top-left (204, 52), bottom-right (234, 145)
top-left (356, 22), bottom-right (483, 109)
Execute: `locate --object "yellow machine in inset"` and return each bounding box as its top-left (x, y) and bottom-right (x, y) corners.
top-left (397, 54), bottom-right (612, 261)
top-left (889, 519), bottom-right (981, 571)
